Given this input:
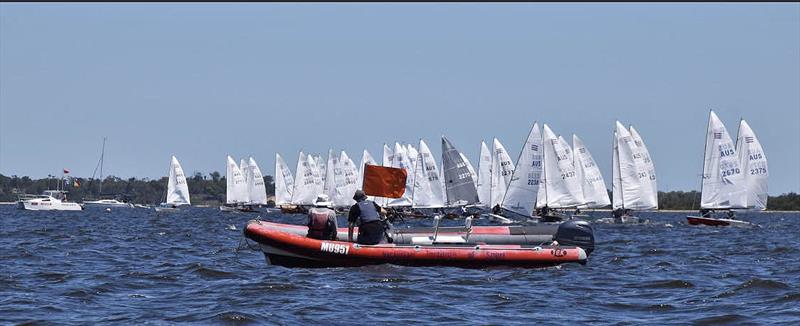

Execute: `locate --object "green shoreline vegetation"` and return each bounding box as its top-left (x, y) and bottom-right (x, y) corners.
top-left (1, 173), bottom-right (798, 211)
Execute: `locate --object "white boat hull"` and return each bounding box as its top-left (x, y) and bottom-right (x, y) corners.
top-left (83, 200), bottom-right (133, 208)
top-left (18, 200), bottom-right (82, 211)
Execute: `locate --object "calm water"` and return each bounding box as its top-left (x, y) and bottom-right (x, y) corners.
top-left (1, 206), bottom-right (798, 325)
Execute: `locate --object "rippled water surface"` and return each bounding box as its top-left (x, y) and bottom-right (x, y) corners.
top-left (1, 206), bottom-right (799, 324)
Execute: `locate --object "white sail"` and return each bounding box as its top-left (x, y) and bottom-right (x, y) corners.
top-left (406, 143), bottom-right (419, 178)
top-left (310, 155), bottom-right (325, 200)
top-left (611, 131), bottom-right (624, 210)
top-left (335, 151), bottom-right (359, 207)
top-left (541, 124), bottom-right (584, 208)
top-left (226, 156), bottom-right (249, 204)
top-left (613, 121), bottom-right (656, 210)
top-left (502, 122), bottom-right (543, 217)
top-left (557, 135), bottom-right (574, 167)
top-left (292, 152), bottom-right (316, 205)
top-left (248, 157), bottom-right (268, 205)
top-left (322, 149), bottom-right (338, 201)
top-left (166, 156), bottom-right (191, 206)
top-left (736, 119), bottom-right (769, 210)
top-left (629, 126), bottom-right (658, 209)
top-left (460, 152), bottom-right (478, 188)
top-left (476, 141), bottom-right (492, 207)
top-left (490, 138), bottom-right (515, 207)
top-left (388, 142), bottom-right (414, 206)
top-left (359, 149), bottom-right (377, 185)
top-left (412, 139), bottom-right (445, 208)
top-left (573, 135), bottom-right (611, 208)
top-left (274, 153), bottom-right (294, 206)
top-left (240, 158), bottom-right (250, 186)
top-left (380, 144), bottom-right (395, 207)
top-left (701, 111), bottom-right (747, 209)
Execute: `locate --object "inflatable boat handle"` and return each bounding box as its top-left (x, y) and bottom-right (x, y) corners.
top-left (463, 216), bottom-right (473, 242)
top-left (431, 215), bottom-right (443, 242)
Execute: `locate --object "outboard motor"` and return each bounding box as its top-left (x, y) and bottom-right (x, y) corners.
top-left (553, 220), bottom-right (595, 255)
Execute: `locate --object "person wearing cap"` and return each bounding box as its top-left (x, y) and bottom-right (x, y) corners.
top-left (348, 190), bottom-right (386, 245)
top-left (307, 194), bottom-right (338, 240)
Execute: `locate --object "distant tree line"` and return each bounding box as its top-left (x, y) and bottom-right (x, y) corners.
top-left (1, 173), bottom-right (797, 210)
top-left (0, 173), bottom-right (275, 205)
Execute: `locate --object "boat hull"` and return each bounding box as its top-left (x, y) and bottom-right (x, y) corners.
top-left (17, 200), bottom-right (82, 211)
top-left (244, 220), bottom-right (587, 268)
top-left (686, 216), bottom-right (757, 228)
top-left (83, 201), bottom-right (133, 208)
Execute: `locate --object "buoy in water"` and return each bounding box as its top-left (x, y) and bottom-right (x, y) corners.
top-left (105, 208), bottom-right (112, 212)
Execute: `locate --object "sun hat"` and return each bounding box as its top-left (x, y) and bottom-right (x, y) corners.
top-left (314, 194), bottom-right (332, 207)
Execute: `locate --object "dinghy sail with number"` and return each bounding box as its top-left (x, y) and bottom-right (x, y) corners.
top-left (220, 156), bottom-right (250, 212)
top-left (388, 143), bottom-right (414, 207)
top-left (411, 139), bottom-right (446, 210)
top-left (476, 141), bottom-right (493, 208)
top-left (573, 135), bottom-right (611, 210)
top-left (736, 119), bottom-right (769, 210)
top-left (535, 124), bottom-right (586, 222)
top-left (155, 156), bottom-right (191, 212)
top-left (611, 122), bottom-right (658, 223)
top-left (247, 157), bottom-right (268, 206)
top-left (499, 122), bottom-right (543, 219)
top-left (274, 153), bottom-right (295, 208)
top-left (490, 138), bottom-right (515, 209)
top-left (687, 111), bottom-right (760, 227)
top-left (441, 136), bottom-right (480, 207)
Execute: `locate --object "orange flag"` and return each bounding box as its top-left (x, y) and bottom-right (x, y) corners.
top-left (362, 164), bottom-right (407, 198)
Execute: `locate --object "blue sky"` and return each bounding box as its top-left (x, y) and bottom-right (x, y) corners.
top-left (1, 4), bottom-right (798, 194)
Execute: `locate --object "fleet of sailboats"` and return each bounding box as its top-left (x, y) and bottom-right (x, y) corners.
top-left (18, 109), bottom-right (770, 227)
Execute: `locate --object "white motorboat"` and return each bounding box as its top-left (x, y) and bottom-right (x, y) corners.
top-left (17, 190), bottom-right (83, 211)
top-left (83, 199), bottom-right (134, 208)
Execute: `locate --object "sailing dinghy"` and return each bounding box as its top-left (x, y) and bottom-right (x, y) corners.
top-left (154, 156), bottom-right (191, 212)
top-left (571, 134), bottom-right (610, 219)
top-left (687, 111), bottom-right (763, 227)
top-left (535, 124), bottom-right (586, 222)
top-left (608, 122), bottom-right (658, 223)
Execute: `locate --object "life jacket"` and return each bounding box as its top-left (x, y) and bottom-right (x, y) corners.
top-left (356, 200), bottom-right (380, 225)
top-left (308, 208), bottom-right (334, 239)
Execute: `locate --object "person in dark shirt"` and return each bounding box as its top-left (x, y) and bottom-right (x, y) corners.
top-left (348, 190), bottom-right (386, 245)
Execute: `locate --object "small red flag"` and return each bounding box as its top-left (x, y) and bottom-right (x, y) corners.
top-left (362, 164), bottom-right (407, 199)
